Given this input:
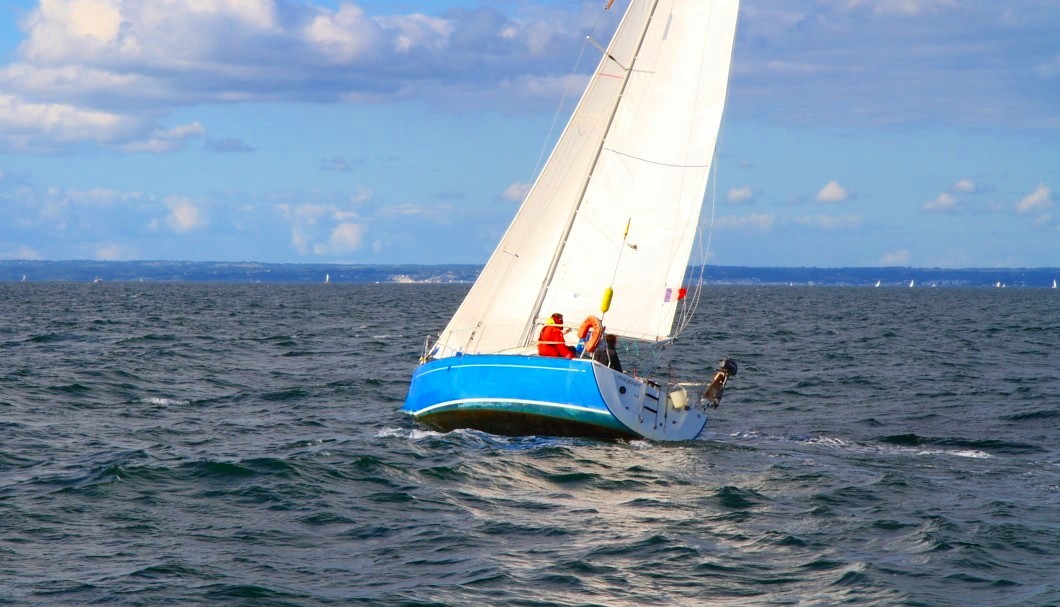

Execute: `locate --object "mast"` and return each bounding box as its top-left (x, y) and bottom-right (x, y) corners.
top-left (520, 0), bottom-right (663, 348)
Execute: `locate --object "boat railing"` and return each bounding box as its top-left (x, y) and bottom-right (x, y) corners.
top-left (420, 322), bottom-right (545, 361)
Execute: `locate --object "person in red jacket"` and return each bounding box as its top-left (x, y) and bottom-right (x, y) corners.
top-left (538, 312), bottom-right (575, 358)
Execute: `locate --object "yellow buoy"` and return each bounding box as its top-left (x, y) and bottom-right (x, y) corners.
top-left (600, 287), bottom-right (613, 313)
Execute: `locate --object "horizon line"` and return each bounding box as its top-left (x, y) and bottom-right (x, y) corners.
top-left (2, 259), bottom-right (1059, 271)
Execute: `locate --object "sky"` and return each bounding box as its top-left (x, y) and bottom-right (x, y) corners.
top-left (0, 0), bottom-right (1056, 268)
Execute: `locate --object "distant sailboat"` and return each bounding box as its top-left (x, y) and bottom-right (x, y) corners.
top-left (909, 280), bottom-right (915, 288)
top-left (325, 273), bottom-right (331, 284)
top-left (874, 280), bottom-right (880, 287)
top-left (1053, 279), bottom-right (1057, 289)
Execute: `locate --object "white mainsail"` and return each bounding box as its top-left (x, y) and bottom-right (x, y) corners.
top-left (434, 0), bottom-right (740, 357)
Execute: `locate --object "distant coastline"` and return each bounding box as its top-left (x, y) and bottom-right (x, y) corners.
top-left (1, 260), bottom-right (1057, 288)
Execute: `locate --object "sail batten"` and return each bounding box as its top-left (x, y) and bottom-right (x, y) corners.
top-left (433, 0), bottom-right (739, 358)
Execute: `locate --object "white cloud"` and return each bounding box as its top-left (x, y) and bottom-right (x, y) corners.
top-left (715, 213), bottom-right (775, 232)
top-left (350, 188), bottom-right (373, 204)
top-left (880, 249), bottom-right (912, 266)
top-left (951, 179), bottom-right (978, 194)
top-left (816, 181), bottom-right (851, 203)
top-left (726, 186), bottom-right (755, 204)
top-left (119, 122), bottom-right (205, 153)
top-left (0, 0), bottom-right (1052, 157)
top-left (376, 13), bottom-right (454, 55)
top-left (0, 1), bottom-right (614, 151)
top-left (924, 192), bottom-right (960, 213)
top-left (502, 181), bottom-right (530, 203)
top-left (164, 196), bottom-right (207, 232)
top-left (303, 4), bottom-right (381, 63)
top-left (1031, 213), bottom-right (1053, 229)
top-left (734, 3), bottom-right (1059, 131)
top-left (1016, 183), bottom-right (1053, 215)
top-left (0, 93), bottom-right (133, 150)
top-left (325, 222), bottom-right (365, 253)
top-left (21, 0), bottom-right (123, 61)
top-left (279, 200), bottom-right (370, 256)
top-left (96, 242), bottom-right (137, 260)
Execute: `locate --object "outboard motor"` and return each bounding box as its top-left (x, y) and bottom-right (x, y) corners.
top-left (703, 359), bottom-right (738, 408)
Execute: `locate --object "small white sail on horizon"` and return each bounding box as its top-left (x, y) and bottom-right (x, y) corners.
top-left (874, 279), bottom-right (881, 287)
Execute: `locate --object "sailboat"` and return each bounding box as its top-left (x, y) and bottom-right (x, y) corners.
top-left (874, 280), bottom-right (881, 287)
top-left (402, 0), bottom-right (741, 441)
top-left (1052, 279), bottom-right (1056, 289)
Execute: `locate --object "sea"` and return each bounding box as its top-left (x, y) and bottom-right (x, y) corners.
top-left (1, 282), bottom-right (1057, 607)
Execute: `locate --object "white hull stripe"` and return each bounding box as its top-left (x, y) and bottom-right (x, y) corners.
top-left (412, 398), bottom-right (611, 418)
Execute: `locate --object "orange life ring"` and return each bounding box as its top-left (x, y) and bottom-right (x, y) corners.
top-left (577, 315), bottom-right (603, 353)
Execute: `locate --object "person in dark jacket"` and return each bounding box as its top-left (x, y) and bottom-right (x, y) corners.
top-left (538, 313), bottom-right (575, 358)
top-left (592, 333), bottom-right (622, 371)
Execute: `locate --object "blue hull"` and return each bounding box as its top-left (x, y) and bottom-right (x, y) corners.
top-left (401, 355), bottom-right (639, 439)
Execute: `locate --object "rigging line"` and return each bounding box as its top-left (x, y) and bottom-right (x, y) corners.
top-left (669, 1), bottom-right (717, 339)
top-left (685, 1), bottom-right (742, 335)
top-left (599, 217), bottom-right (632, 330)
top-left (530, 10), bottom-right (614, 182)
top-left (675, 150), bottom-right (719, 337)
top-left (679, 149), bottom-right (720, 335)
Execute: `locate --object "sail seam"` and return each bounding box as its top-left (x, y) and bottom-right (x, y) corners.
top-left (602, 146), bottom-right (709, 169)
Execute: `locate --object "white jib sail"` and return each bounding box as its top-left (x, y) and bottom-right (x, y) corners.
top-left (433, 0), bottom-right (740, 358)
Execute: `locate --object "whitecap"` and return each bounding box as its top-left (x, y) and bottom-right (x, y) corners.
top-left (409, 428), bottom-right (445, 440)
top-left (142, 397), bottom-right (190, 406)
top-left (916, 448), bottom-right (992, 459)
top-left (375, 427), bottom-right (407, 438)
top-left (375, 426), bottom-right (444, 440)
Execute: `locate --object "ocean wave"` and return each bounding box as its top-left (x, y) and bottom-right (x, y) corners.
top-left (725, 430), bottom-right (997, 460)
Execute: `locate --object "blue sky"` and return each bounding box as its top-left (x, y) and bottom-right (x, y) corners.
top-left (0, 0), bottom-right (1056, 268)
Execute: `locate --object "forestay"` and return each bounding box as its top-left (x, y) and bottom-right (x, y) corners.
top-left (432, 0), bottom-right (740, 358)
